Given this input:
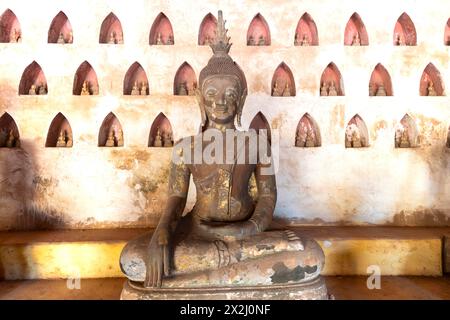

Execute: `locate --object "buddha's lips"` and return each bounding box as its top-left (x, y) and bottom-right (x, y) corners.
top-left (214, 105), bottom-right (228, 112)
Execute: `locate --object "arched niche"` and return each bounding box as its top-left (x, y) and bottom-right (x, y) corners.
top-left (48, 11), bottom-right (73, 44)
top-left (344, 12), bottom-right (368, 46)
top-left (198, 13), bottom-right (217, 45)
top-left (294, 13), bottom-right (319, 46)
top-left (173, 62), bottom-right (197, 95)
top-left (0, 112), bottom-right (20, 148)
top-left (247, 13), bottom-right (271, 46)
top-left (320, 62), bottom-right (344, 96)
top-left (148, 113), bottom-right (174, 147)
top-left (124, 62), bottom-right (149, 95)
top-left (249, 112), bottom-right (271, 142)
top-left (445, 18), bottom-right (450, 45)
top-left (73, 61), bottom-right (99, 95)
top-left (0, 9), bottom-right (21, 43)
top-left (45, 113), bottom-right (73, 148)
top-left (149, 12), bottom-right (174, 45)
top-left (19, 61), bottom-right (48, 95)
top-left (98, 112), bottom-right (124, 147)
top-left (369, 63), bottom-right (393, 96)
top-left (394, 13), bottom-right (417, 46)
top-left (345, 115), bottom-right (369, 148)
top-left (271, 62), bottom-right (295, 96)
top-left (395, 114), bottom-right (419, 148)
top-left (420, 63), bottom-right (444, 96)
top-left (99, 12), bottom-right (123, 44)
top-left (295, 113), bottom-right (321, 147)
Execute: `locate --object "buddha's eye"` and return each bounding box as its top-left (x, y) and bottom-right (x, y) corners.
top-left (205, 88), bottom-right (217, 97)
top-left (225, 89), bottom-right (237, 100)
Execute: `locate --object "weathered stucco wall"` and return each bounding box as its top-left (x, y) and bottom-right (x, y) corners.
top-left (1, 0), bottom-right (450, 229)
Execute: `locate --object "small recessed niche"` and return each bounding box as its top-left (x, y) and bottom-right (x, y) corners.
top-left (48, 11), bottom-right (73, 44)
top-left (320, 62), bottom-right (344, 96)
top-left (249, 112), bottom-right (271, 142)
top-left (271, 62), bottom-right (295, 96)
top-left (345, 115), bottom-right (369, 148)
top-left (295, 113), bottom-right (321, 147)
top-left (19, 61), bottom-right (48, 95)
top-left (294, 13), bottom-right (319, 46)
top-left (98, 112), bottom-right (124, 147)
top-left (369, 63), bottom-right (393, 96)
top-left (445, 18), bottom-right (450, 45)
top-left (124, 62), bottom-right (149, 95)
top-left (420, 63), bottom-right (444, 96)
top-left (395, 114), bottom-right (418, 148)
top-left (73, 61), bottom-right (99, 95)
top-left (149, 113), bottom-right (174, 147)
top-left (247, 13), bottom-right (271, 46)
top-left (45, 113), bottom-right (73, 148)
top-left (0, 112), bottom-right (20, 148)
top-left (99, 12), bottom-right (123, 44)
top-left (0, 9), bottom-right (21, 43)
top-left (394, 13), bottom-right (417, 46)
top-left (344, 12), bottom-right (368, 46)
top-left (198, 13), bottom-right (217, 45)
top-left (150, 12), bottom-right (174, 45)
top-left (174, 62), bottom-right (197, 96)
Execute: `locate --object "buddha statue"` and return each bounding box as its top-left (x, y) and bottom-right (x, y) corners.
top-left (56, 131), bottom-right (66, 147)
top-left (247, 35), bottom-right (255, 46)
top-left (328, 81), bottom-right (338, 96)
top-left (140, 82), bottom-right (148, 96)
top-left (272, 80), bottom-right (281, 97)
top-left (29, 85), bottom-right (37, 95)
top-left (177, 82), bottom-right (188, 96)
top-left (399, 129), bottom-right (410, 148)
top-left (295, 130), bottom-right (303, 147)
top-left (258, 35), bottom-right (266, 46)
top-left (427, 81), bottom-right (437, 96)
top-left (301, 34), bottom-right (309, 46)
top-left (188, 82), bottom-right (197, 96)
top-left (65, 130), bottom-right (73, 147)
top-left (351, 33), bottom-right (361, 46)
top-left (105, 130), bottom-right (115, 147)
top-left (375, 84), bottom-right (387, 96)
top-left (282, 82), bottom-right (291, 97)
top-left (131, 81), bottom-right (140, 95)
top-left (369, 83), bottom-right (375, 96)
top-left (351, 130), bottom-right (362, 148)
top-left (120, 11), bottom-right (327, 300)
top-left (108, 32), bottom-right (116, 44)
top-left (320, 82), bottom-right (328, 96)
top-left (80, 81), bottom-right (90, 95)
top-left (57, 32), bottom-right (65, 44)
top-left (294, 33), bottom-right (300, 46)
top-left (38, 83), bottom-right (47, 95)
top-left (305, 130), bottom-right (315, 147)
top-left (68, 32), bottom-right (73, 44)
top-left (163, 131), bottom-right (173, 147)
top-left (6, 130), bottom-right (17, 148)
top-left (156, 32), bottom-right (163, 45)
top-left (167, 35), bottom-right (174, 45)
top-left (116, 128), bottom-right (124, 147)
top-left (153, 128), bottom-right (163, 147)
top-left (394, 33), bottom-right (402, 46)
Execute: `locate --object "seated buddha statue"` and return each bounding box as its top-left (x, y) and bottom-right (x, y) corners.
top-left (120, 11), bottom-right (327, 300)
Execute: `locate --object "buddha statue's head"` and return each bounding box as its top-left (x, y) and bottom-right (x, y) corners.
top-left (196, 11), bottom-right (247, 131)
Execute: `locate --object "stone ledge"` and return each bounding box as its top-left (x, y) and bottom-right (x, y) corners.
top-left (0, 226), bottom-right (448, 280)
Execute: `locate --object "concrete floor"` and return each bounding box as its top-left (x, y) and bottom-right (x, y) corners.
top-left (0, 276), bottom-right (449, 300)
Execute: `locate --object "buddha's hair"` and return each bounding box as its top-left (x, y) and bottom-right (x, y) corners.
top-left (198, 10), bottom-right (247, 93)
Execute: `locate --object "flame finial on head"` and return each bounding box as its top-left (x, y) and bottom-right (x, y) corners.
top-left (210, 10), bottom-right (232, 55)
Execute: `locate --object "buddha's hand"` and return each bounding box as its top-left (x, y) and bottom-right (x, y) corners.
top-left (144, 224), bottom-right (170, 288)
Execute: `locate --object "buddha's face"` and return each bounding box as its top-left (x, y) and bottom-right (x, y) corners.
top-left (200, 75), bottom-right (242, 124)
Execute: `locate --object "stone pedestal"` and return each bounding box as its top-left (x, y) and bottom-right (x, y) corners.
top-left (120, 276), bottom-right (329, 300)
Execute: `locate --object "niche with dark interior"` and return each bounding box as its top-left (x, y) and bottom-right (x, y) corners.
top-left (420, 63), bottom-right (444, 96)
top-left (247, 13), bottom-right (271, 46)
top-left (198, 13), bottom-right (217, 45)
top-left (99, 12), bottom-right (123, 44)
top-left (174, 62), bottom-right (197, 96)
top-left (73, 61), bottom-right (99, 95)
top-left (393, 13), bottom-right (417, 46)
top-left (0, 112), bottom-right (20, 148)
top-left (124, 62), bottom-right (149, 95)
top-left (345, 115), bottom-right (369, 148)
top-left (98, 112), bottom-right (124, 147)
top-left (19, 61), bottom-right (48, 95)
top-left (295, 113), bottom-right (321, 147)
top-left (395, 114), bottom-right (418, 148)
top-left (271, 62), bottom-right (295, 96)
top-left (150, 12), bottom-right (174, 45)
top-left (320, 62), bottom-right (344, 96)
top-left (369, 63), bottom-right (393, 96)
top-left (294, 13), bottom-right (319, 46)
top-left (249, 112), bottom-right (271, 142)
top-left (148, 113), bottom-right (174, 147)
top-left (45, 113), bottom-right (73, 148)
top-left (344, 13), bottom-right (368, 46)
top-left (445, 18), bottom-right (450, 45)
top-left (0, 9), bottom-right (21, 43)
top-left (48, 11), bottom-right (73, 44)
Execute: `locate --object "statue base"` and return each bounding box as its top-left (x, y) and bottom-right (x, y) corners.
top-left (120, 276), bottom-right (329, 300)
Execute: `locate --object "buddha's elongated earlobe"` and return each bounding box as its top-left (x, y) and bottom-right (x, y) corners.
top-left (237, 88), bottom-right (247, 127)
